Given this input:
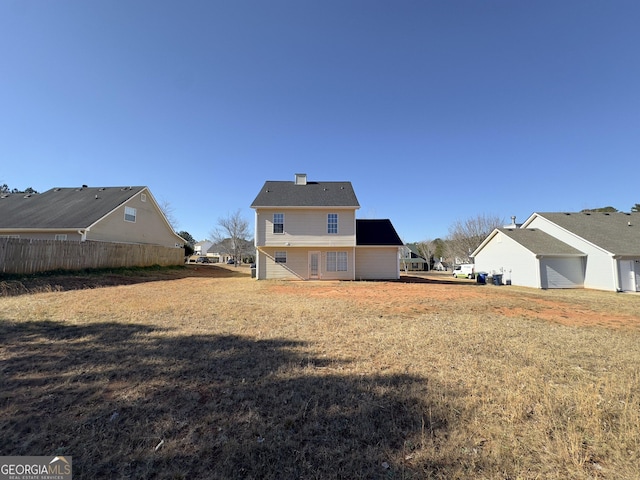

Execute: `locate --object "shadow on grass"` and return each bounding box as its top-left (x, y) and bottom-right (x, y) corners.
top-left (0, 265), bottom-right (247, 297)
top-left (398, 274), bottom-right (479, 286)
top-left (0, 319), bottom-right (461, 479)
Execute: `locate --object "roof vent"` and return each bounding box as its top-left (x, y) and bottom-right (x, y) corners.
top-left (295, 173), bottom-right (307, 185)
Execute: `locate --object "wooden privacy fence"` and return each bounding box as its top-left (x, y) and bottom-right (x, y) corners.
top-left (0, 238), bottom-right (185, 275)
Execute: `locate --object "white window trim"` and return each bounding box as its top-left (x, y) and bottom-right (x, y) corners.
top-left (327, 251), bottom-right (347, 271)
top-left (328, 213), bottom-right (338, 234)
top-left (124, 206), bottom-right (137, 223)
top-left (273, 213), bottom-right (284, 234)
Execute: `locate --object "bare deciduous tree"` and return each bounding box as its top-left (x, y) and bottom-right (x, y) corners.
top-left (447, 213), bottom-right (504, 264)
top-left (158, 198), bottom-right (179, 231)
top-left (415, 239), bottom-right (436, 271)
top-left (211, 210), bottom-right (253, 266)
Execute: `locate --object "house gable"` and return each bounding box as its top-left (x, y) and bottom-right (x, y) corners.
top-left (0, 186), bottom-right (184, 248)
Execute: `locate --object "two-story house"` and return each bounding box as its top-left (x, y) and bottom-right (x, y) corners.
top-left (250, 173), bottom-right (403, 280)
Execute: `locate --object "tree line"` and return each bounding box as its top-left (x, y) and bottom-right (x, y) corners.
top-left (0, 184), bottom-right (39, 194)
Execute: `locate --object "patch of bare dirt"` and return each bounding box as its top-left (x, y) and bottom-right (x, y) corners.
top-left (267, 273), bottom-right (640, 329)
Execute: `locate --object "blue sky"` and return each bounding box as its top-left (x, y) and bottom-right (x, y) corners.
top-left (1, 1), bottom-right (639, 243)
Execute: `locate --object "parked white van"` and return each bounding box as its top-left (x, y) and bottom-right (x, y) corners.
top-left (452, 264), bottom-right (475, 279)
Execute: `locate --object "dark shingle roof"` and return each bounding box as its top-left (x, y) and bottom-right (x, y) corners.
top-left (356, 219), bottom-right (404, 246)
top-left (498, 228), bottom-right (585, 256)
top-left (535, 212), bottom-right (640, 256)
top-left (251, 181), bottom-right (360, 208)
top-left (0, 186), bottom-right (146, 229)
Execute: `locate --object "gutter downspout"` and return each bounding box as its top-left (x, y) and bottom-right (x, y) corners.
top-left (353, 214), bottom-right (357, 281)
top-left (78, 229), bottom-right (88, 242)
top-left (612, 255), bottom-right (621, 292)
top-left (254, 212), bottom-right (259, 280)
top-left (352, 245), bottom-right (356, 280)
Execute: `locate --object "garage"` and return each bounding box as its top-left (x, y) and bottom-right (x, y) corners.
top-left (619, 259), bottom-right (640, 292)
top-left (539, 257), bottom-right (585, 289)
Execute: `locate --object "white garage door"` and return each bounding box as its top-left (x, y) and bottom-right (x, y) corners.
top-left (540, 257), bottom-right (584, 289)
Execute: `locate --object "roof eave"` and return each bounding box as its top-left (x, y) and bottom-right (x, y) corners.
top-left (0, 227), bottom-right (87, 233)
top-left (252, 205), bottom-right (360, 210)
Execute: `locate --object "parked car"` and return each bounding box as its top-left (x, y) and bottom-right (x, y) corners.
top-left (196, 256), bottom-right (210, 263)
top-left (226, 258), bottom-right (235, 264)
top-left (452, 264), bottom-right (475, 279)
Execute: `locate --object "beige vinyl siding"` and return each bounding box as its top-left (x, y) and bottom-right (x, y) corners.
top-left (257, 247), bottom-right (354, 280)
top-left (261, 248), bottom-right (305, 280)
top-left (355, 247), bottom-right (399, 280)
top-left (89, 193), bottom-right (181, 248)
top-left (256, 209), bottom-right (356, 247)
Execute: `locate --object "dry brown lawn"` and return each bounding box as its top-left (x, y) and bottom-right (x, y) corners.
top-left (1, 265), bottom-right (639, 479)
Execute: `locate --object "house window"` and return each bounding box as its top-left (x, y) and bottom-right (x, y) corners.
top-left (124, 206), bottom-right (137, 222)
top-left (328, 213), bottom-right (338, 234)
top-left (54, 234), bottom-right (67, 241)
top-left (275, 251), bottom-right (287, 263)
top-left (327, 251), bottom-right (347, 271)
top-left (273, 213), bottom-right (284, 234)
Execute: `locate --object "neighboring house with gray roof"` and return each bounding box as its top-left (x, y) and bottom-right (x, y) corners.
top-left (250, 173), bottom-right (403, 280)
top-left (472, 212), bottom-right (640, 292)
top-left (399, 243), bottom-right (429, 272)
top-left (0, 185), bottom-right (185, 248)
